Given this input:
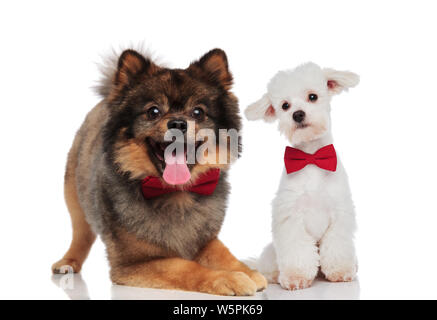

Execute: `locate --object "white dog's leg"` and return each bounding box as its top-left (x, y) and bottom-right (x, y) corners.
top-left (273, 214), bottom-right (319, 290)
top-left (319, 212), bottom-right (357, 282)
top-left (257, 243), bottom-right (279, 283)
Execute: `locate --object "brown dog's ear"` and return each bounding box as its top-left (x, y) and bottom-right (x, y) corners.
top-left (114, 49), bottom-right (159, 89)
top-left (189, 49), bottom-right (233, 90)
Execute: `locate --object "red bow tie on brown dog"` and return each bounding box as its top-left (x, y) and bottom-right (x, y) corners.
top-left (141, 169), bottom-right (221, 199)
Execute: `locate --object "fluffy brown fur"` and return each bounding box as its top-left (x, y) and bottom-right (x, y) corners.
top-left (52, 48), bottom-right (267, 295)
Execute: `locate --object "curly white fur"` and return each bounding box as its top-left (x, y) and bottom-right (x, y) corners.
top-left (245, 62), bottom-right (359, 290)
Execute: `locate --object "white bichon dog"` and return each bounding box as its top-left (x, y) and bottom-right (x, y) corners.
top-left (245, 62), bottom-right (359, 290)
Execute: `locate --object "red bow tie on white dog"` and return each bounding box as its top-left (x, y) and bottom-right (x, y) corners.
top-left (284, 144), bottom-right (337, 174)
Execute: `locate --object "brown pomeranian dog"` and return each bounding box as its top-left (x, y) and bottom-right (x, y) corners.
top-left (52, 48), bottom-right (267, 296)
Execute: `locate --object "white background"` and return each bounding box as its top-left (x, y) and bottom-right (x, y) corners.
top-left (1, 0), bottom-right (436, 299)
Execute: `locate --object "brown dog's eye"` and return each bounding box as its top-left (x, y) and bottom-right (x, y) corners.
top-left (282, 102), bottom-right (290, 111)
top-left (192, 107), bottom-right (205, 120)
top-left (147, 106), bottom-right (161, 120)
top-left (308, 93), bottom-right (318, 102)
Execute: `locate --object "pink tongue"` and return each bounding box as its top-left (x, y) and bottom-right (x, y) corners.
top-left (163, 151), bottom-right (191, 185)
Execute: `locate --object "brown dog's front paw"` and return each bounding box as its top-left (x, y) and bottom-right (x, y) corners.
top-left (51, 258), bottom-right (81, 274)
top-left (200, 271), bottom-right (257, 296)
top-left (246, 270), bottom-right (268, 291)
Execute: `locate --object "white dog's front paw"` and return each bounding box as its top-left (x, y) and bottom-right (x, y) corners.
top-left (321, 264), bottom-right (357, 282)
top-left (319, 235), bottom-right (357, 282)
top-left (278, 271), bottom-right (315, 290)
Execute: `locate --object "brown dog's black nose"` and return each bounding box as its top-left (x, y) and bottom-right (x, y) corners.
top-left (167, 119), bottom-right (187, 133)
top-left (292, 110), bottom-right (305, 123)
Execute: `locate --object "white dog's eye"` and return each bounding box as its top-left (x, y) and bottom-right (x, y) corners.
top-left (282, 102), bottom-right (290, 111)
top-left (308, 93), bottom-right (318, 102)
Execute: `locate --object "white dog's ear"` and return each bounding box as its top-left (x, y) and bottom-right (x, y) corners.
top-left (245, 93), bottom-right (276, 122)
top-left (323, 68), bottom-right (360, 95)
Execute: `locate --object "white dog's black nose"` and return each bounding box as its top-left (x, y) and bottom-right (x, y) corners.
top-left (292, 110), bottom-right (305, 123)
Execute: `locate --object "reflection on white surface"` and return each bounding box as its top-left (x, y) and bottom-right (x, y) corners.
top-left (51, 273), bottom-right (91, 300)
top-left (52, 273), bottom-right (359, 300)
top-left (264, 279), bottom-right (360, 300)
top-left (111, 285), bottom-right (265, 300)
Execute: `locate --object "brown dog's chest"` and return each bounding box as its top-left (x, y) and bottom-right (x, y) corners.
top-left (101, 187), bottom-right (228, 262)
